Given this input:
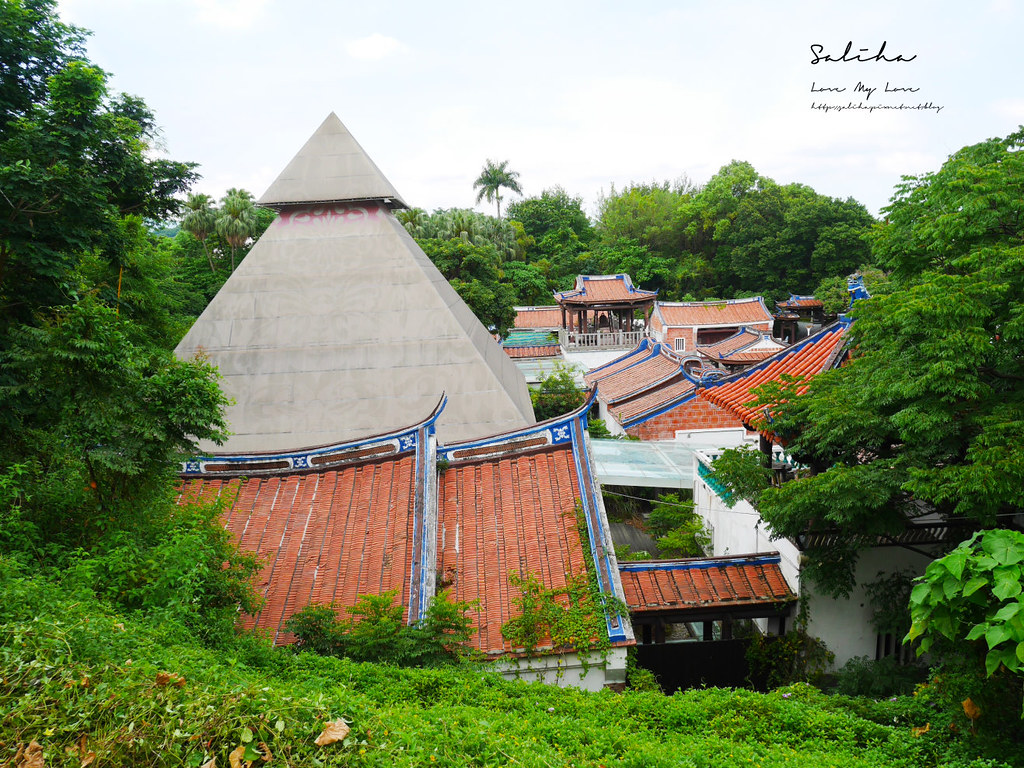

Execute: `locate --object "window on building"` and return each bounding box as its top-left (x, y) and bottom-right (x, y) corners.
top-left (674, 337), bottom-right (686, 352)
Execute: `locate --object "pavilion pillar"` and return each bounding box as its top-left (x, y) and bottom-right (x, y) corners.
top-left (759, 433), bottom-right (773, 470)
top-left (561, 306), bottom-right (567, 332)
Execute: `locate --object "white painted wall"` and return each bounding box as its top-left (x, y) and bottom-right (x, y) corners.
top-left (493, 647), bottom-right (629, 692)
top-left (691, 449), bottom-right (933, 668)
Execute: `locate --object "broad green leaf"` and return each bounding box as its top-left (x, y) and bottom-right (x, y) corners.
top-left (1017, 641), bottom-right (1024, 664)
top-left (942, 576), bottom-right (961, 600)
top-left (982, 530), bottom-right (1024, 565)
top-left (241, 726), bottom-right (254, 743)
top-left (962, 575), bottom-right (989, 597)
top-left (942, 549), bottom-right (969, 580)
top-left (985, 649), bottom-right (1004, 676)
top-left (993, 571), bottom-right (1023, 601)
top-left (909, 582), bottom-right (931, 606)
top-left (965, 623), bottom-right (988, 641)
top-left (992, 601), bottom-right (1023, 623)
top-left (243, 743), bottom-right (263, 762)
top-left (985, 624), bottom-right (1012, 649)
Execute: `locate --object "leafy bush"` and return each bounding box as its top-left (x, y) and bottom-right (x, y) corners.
top-left (647, 493), bottom-right (710, 557)
top-left (833, 656), bottom-right (928, 698)
top-left (4, 558), bottom-right (1023, 768)
top-left (286, 589), bottom-right (477, 667)
top-left (747, 602), bottom-right (834, 689)
top-left (530, 363), bottom-right (584, 421)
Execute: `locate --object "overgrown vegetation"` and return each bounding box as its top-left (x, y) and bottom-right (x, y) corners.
top-left (529, 362), bottom-right (584, 421)
top-left (4, 563), bottom-right (1023, 767)
top-left (285, 589), bottom-right (477, 668)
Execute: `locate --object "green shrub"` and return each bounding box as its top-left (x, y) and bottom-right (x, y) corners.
top-left (285, 588), bottom-right (476, 667)
top-left (833, 656), bottom-right (928, 698)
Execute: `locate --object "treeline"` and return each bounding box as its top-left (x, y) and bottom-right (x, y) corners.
top-left (400, 163), bottom-right (876, 333)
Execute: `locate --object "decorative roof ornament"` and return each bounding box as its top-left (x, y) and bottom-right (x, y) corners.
top-left (847, 275), bottom-right (871, 305)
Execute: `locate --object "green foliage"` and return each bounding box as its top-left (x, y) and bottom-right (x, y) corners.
top-left (812, 265), bottom-right (891, 315)
top-left (530, 362), bottom-right (584, 421)
top-left (646, 493), bottom-right (710, 558)
top-left (286, 589), bottom-right (477, 668)
top-left (756, 128), bottom-right (1024, 596)
top-left (417, 237), bottom-right (516, 332)
top-left (833, 656), bottom-right (927, 698)
top-left (746, 602), bottom-right (835, 690)
top-left (473, 159), bottom-right (522, 219)
top-left (3, 558), bottom-right (1023, 767)
top-left (908, 530), bottom-right (1024, 679)
top-left (865, 569), bottom-right (916, 640)
top-left (1, 298), bottom-right (229, 546)
top-left (587, 417), bottom-right (613, 439)
top-left (709, 444), bottom-right (772, 510)
top-left (500, 571), bottom-right (609, 658)
top-left (0, 18), bottom-right (196, 330)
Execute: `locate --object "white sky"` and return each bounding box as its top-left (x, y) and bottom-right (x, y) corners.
top-left (58, 0), bottom-right (1024, 219)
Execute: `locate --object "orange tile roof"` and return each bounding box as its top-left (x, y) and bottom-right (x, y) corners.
top-left (437, 447), bottom-right (586, 655)
top-left (514, 306), bottom-right (563, 329)
top-left (655, 297), bottom-right (773, 327)
top-left (699, 321), bottom-right (849, 426)
top-left (610, 375), bottom-right (697, 426)
top-left (184, 458), bottom-right (419, 643)
top-left (777, 294), bottom-right (823, 310)
top-left (619, 554), bottom-right (796, 616)
top-left (556, 274), bottom-right (657, 305)
top-left (697, 329), bottom-right (787, 365)
top-left (697, 328), bottom-right (763, 356)
top-left (584, 339), bottom-right (658, 386)
top-left (503, 345), bottom-right (561, 359)
top-left (591, 345), bottom-right (684, 404)
top-left (437, 405), bottom-right (632, 656)
top-left (177, 396), bottom-right (634, 658)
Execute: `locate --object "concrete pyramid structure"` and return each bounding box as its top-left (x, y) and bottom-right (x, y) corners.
top-left (175, 114), bottom-right (535, 452)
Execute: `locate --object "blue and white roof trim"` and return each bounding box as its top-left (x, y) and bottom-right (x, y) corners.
top-left (180, 396), bottom-right (447, 477)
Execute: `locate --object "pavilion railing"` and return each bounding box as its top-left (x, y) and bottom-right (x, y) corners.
top-left (560, 330), bottom-right (644, 349)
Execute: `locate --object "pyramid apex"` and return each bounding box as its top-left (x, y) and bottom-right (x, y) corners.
top-left (258, 113), bottom-right (408, 209)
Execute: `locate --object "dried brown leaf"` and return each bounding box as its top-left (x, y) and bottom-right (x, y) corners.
top-left (200, 758), bottom-right (216, 768)
top-left (963, 697), bottom-right (981, 721)
top-left (228, 745), bottom-right (249, 768)
top-left (314, 719), bottom-right (351, 746)
top-left (74, 735), bottom-right (96, 767)
top-left (258, 742), bottom-right (272, 763)
top-left (911, 722), bottom-right (931, 737)
top-left (18, 740), bottom-right (44, 768)
top-left (155, 672), bottom-right (172, 687)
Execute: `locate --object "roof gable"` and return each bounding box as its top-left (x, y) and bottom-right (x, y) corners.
top-left (655, 297), bottom-right (774, 328)
top-left (700, 320), bottom-right (849, 425)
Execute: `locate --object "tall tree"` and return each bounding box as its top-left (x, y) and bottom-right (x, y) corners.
top-left (473, 159), bottom-right (522, 220)
top-left (0, 13), bottom-right (195, 331)
top-left (749, 127), bottom-right (1024, 597)
top-left (181, 193), bottom-right (218, 271)
top-left (215, 189), bottom-right (257, 272)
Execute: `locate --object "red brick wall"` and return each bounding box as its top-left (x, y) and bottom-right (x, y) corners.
top-left (626, 395), bottom-right (744, 440)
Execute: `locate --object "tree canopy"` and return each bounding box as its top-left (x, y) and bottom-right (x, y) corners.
top-left (750, 127), bottom-right (1024, 597)
top-left (473, 159), bottom-right (522, 219)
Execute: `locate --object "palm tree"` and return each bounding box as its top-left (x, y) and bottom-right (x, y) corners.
top-left (473, 159), bottom-right (522, 220)
top-left (216, 190), bottom-right (257, 272)
top-left (181, 193), bottom-right (218, 271)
